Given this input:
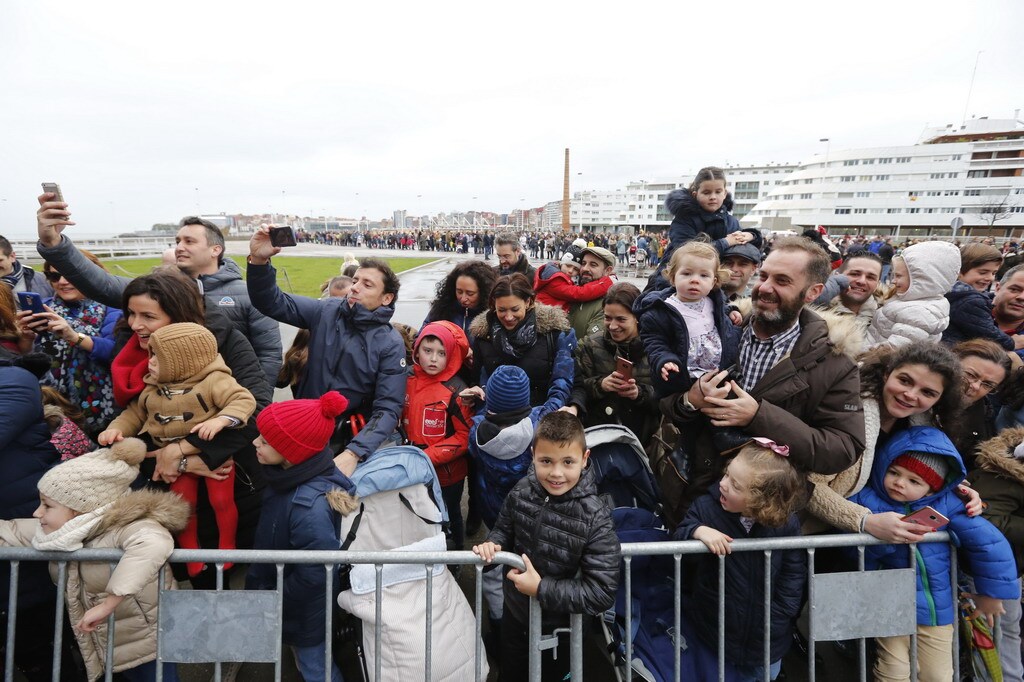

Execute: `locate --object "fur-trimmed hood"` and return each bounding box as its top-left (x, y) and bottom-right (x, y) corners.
top-left (326, 489), bottom-right (360, 515)
top-left (814, 306), bottom-right (865, 360)
top-left (802, 306), bottom-right (864, 361)
top-left (93, 488), bottom-right (190, 538)
top-left (975, 426), bottom-right (1024, 486)
top-left (469, 302), bottom-right (571, 340)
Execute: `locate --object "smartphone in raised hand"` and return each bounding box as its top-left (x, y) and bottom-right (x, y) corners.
top-left (269, 225), bottom-right (297, 247)
top-left (41, 182), bottom-right (65, 204)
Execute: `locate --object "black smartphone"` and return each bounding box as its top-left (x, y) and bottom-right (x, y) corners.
top-left (17, 291), bottom-right (45, 315)
top-left (269, 226), bottom-right (297, 247)
top-left (718, 364), bottom-right (743, 398)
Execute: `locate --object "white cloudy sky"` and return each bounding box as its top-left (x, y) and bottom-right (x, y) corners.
top-left (1, 0), bottom-right (1021, 237)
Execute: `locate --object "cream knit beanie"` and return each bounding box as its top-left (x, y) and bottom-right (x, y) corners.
top-left (149, 323), bottom-right (218, 383)
top-left (38, 438), bottom-right (147, 513)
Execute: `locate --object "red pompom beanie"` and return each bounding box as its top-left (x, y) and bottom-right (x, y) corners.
top-left (256, 391), bottom-right (349, 464)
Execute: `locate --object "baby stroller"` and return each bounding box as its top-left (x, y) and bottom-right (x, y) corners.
top-left (336, 445), bottom-right (488, 681)
top-left (585, 425), bottom-right (673, 681)
top-left (588, 425), bottom-right (742, 681)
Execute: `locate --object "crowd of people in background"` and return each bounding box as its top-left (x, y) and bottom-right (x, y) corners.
top-left (4, 166), bottom-right (1024, 681)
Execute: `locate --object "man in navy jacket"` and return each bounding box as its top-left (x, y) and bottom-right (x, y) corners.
top-left (246, 227), bottom-right (406, 476)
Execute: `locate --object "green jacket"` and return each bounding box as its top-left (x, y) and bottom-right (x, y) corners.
top-left (570, 331), bottom-right (660, 445)
top-left (568, 297), bottom-right (605, 342)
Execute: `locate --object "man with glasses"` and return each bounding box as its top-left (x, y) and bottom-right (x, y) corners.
top-left (34, 195), bottom-right (282, 384)
top-left (0, 235), bottom-right (52, 297)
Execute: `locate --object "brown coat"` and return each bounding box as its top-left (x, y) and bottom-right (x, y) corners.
top-left (662, 307), bottom-right (865, 477)
top-left (107, 354), bottom-right (256, 445)
top-left (0, 490), bottom-right (189, 680)
top-left (972, 427), bottom-right (1024, 575)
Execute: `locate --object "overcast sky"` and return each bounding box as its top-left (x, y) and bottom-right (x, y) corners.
top-left (1, 0), bottom-right (1022, 238)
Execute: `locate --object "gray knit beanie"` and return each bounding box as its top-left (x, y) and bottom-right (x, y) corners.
top-left (38, 439), bottom-right (147, 513)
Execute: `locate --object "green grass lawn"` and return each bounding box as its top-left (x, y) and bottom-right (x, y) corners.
top-left (105, 256), bottom-right (438, 297)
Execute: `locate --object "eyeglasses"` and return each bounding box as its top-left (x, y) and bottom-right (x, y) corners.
top-left (44, 271), bottom-right (64, 283)
top-left (963, 368), bottom-right (1000, 393)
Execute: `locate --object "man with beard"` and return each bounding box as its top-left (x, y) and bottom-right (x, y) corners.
top-left (567, 246), bottom-right (617, 340)
top-left (720, 243), bottom-right (761, 303)
top-left (661, 236), bottom-right (865, 511)
top-left (494, 232), bottom-right (536, 282)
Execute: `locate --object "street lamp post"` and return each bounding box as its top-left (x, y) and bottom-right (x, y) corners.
top-left (819, 138), bottom-right (830, 231)
top-left (577, 172), bottom-right (584, 234)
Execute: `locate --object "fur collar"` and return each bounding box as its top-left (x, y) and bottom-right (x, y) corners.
top-left (806, 306), bottom-right (864, 360)
top-left (469, 302), bottom-right (570, 340)
top-left (975, 426), bottom-right (1024, 485)
top-left (326, 489), bottom-right (360, 515)
top-left (93, 488), bottom-right (191, 537)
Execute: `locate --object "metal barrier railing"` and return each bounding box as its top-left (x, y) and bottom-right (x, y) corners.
top-left (0, 533), bottom-right (965, 682)
top-left (618, 531), bottom-right (960, 682)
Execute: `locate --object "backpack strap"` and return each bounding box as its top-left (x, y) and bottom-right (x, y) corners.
top-left (441, 378), bottom-right (471, 437)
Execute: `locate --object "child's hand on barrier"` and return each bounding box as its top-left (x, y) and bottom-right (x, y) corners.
top-left (693, 526), bottom-right (733, 555)
top-left (76, 595), bottom-right (124, 633)
top-left (507, 554), bottom-right (541, 597)
top-left (473, 541), bottom-right (500, 563)
top-left (97, 429), bottom-right (123, 446)
top-left (660, 362), bottom-right (679, 381)
top-left (191, 417), bottom-right (227, 441)
top-left (971, 594), bottom-right (1007, 628)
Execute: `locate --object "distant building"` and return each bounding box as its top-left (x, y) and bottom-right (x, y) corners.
top-left (745, 116), bottom-right (1024, 239)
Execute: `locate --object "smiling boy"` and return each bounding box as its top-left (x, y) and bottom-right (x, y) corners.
top-left (473, 411), bottom-right (619, 680)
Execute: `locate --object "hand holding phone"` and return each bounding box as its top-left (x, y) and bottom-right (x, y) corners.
top-left (269, 226), bottom-right (297, 247)
top-left (901, 506), bottom-right (949, 531)
top-left (17, 292), bottom-right (46, 316)
top-left (41, 182), bottom-right (65, 204)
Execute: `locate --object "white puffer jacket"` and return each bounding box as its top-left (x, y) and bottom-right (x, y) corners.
top-left (864, 240), bottom-right (961, 349)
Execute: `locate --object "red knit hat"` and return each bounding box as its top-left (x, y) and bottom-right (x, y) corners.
top-left (892, 452), bottom-right (949, 493)
top-left (256, 391), bottom-right (349, 464)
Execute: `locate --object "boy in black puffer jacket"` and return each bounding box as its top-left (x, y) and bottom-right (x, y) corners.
top-left (474, 411), bottom-right (620, 681)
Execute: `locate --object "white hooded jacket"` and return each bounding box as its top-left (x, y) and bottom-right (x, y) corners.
top-left (864, 240), bottom-right (961, 349)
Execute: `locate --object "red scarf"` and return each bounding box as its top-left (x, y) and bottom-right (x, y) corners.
top-left (111, 335), bottom-right (149, 407)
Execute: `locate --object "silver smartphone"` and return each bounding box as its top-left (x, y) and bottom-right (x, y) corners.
top-left (41, 182), bottom-right (65, 204)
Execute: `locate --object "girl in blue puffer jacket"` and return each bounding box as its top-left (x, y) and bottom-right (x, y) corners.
top-left (849, 425), bottom-right (1019, 681)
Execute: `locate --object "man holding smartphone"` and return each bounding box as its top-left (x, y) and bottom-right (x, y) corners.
top-left (246, 227), bottom-right (406, 476)
top-left (33, 197), bottom-right (282, 385)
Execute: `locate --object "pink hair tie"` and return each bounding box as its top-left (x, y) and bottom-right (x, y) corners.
top-left (751, 437), bottom-right (790, 457)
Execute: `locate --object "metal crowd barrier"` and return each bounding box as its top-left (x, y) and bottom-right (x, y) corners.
top-left (617, 531), bottom-right (961, 682)
top-left (0, 533), bottom-right (964, 682)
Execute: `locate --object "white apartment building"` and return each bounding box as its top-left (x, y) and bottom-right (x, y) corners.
top-left (746, 117), bottom-right (1024, 239)
top-left (568, 164), bottom-right (797, 231)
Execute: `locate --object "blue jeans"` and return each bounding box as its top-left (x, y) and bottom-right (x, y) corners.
top-left (881, 263), bottom-right (892, 283)
top-left (292, 643), bottom-right (343, 682)
top-left (118, 660), bottom-right (179, 682)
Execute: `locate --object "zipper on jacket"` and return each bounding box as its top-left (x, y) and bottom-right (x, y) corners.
top-left (530, 495), bottom-right (550, 557)
top-left (915, 546), bottom-right (938, 626)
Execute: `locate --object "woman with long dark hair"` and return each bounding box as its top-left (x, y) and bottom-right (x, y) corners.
top-left (467, 273), bottom-right (574, 408)
top-left (424, 259), bottom-right (497, 333)
top-left (112, 268), bottom-right (271, 588)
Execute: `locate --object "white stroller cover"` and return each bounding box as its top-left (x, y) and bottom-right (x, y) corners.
top-left (336, 446), bottom-right (487, 681)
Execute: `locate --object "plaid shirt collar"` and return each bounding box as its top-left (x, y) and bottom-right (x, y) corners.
top-left (738, 320), bottom-right (802, 392)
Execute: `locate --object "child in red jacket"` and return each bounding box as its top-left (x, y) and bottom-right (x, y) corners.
top-left (402, 320), bottom-right (474, 550)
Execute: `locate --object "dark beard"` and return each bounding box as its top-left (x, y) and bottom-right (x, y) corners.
top-left (751, 287), bottom-right (806, 336)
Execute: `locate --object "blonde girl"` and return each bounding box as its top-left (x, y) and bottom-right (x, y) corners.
top-left (636, 240), bottom-right (742, 399)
